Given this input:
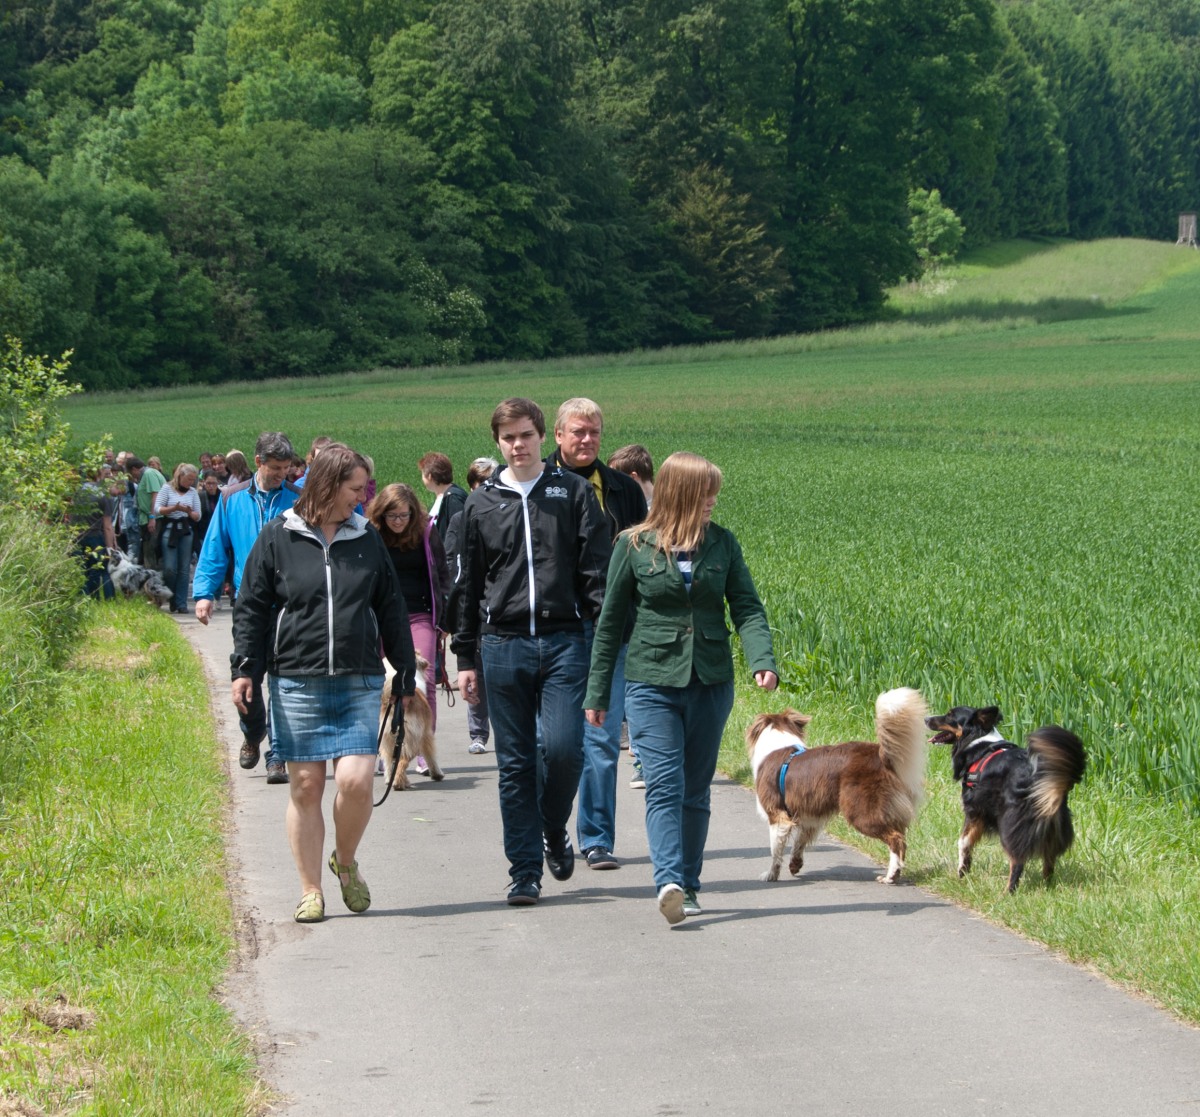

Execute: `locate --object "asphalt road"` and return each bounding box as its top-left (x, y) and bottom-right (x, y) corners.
top-left (181, 607), bottom-right (1200, 1116)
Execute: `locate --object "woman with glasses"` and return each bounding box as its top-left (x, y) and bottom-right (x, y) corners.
top-left (368, 484), bottom-right (451, 766)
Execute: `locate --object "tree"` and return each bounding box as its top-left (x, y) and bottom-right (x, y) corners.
top-left (908, 188), bottom-right (965, 276)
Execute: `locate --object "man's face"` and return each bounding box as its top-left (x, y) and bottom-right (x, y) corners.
top-left (496, 418), bottom-right (545, 474)
top-left (256, 455), bottom-right (291, 491)
top-left (555, 414), bottom-right (602, 469)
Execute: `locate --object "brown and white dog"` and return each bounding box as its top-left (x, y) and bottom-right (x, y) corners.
top-left (746, 688), bottom-right (929, 884)
top-left (379, 655), bottom-right (442, 790)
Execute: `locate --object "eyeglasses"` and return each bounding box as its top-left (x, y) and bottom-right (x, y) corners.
top-left (385, 511), bottom-right (412, 523)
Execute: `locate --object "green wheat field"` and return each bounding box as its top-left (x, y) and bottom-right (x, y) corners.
top-left (63, 237), bottom-right (1200, 1021)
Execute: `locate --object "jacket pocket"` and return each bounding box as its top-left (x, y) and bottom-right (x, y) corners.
top-left (635, 623), bottom-right (683, 664)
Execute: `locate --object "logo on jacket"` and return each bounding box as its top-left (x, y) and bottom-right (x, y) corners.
top-left (544, 486), bottom-right (569, 499)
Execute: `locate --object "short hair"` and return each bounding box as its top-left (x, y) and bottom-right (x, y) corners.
top-left (466, 457), bottom-right (499, 489)
top-left (147, 456), bottom-right (162, 470)
top-left (308, 436), bottom-right (333, 463)
top-left (555, 397), bottom-right (603, 434)
top-left (126, 456), bottom-right (146, 471)
top-left (607, 444), bottom-right (654, 481)
top-left (294, 443), bottom-right (370, 526)
top-left (255, 432), bottom-right (295, 463)
top-left (367, 482), bottom-right (428, 549)
top-left (418, 452), bottom-right (454, 485)
top-left (491, 397), bottom-right (545, 441)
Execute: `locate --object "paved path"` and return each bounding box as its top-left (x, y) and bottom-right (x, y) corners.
top-left (181, 608), bottom-right (1200, 1116)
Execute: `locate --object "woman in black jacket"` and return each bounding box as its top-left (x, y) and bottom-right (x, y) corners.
top-left (233, 444), bottom-right (416, 924)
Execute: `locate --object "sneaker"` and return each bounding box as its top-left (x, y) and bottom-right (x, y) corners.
top-left (265, 757), bottom-right (289, 784)
top-left (375, 756), bottom-right (385, 776)
top-left (414, 755), bottom-right (430, 775)
top-left (507, 878), bottom-right (541, 906)
top-left (682, 888), bottom-right (702, 917)
top-left (468, 739), bottom-right (488, 755)
top-left (585, 846), bottom-right (620, 870)
top-left (543, 830), bottom-right (575, 881)
top-left (629, 758), bottom-right (645, 789)
top-left (658, 883), bottom-right (685, 925)
top-left (239, 731), bottom-right (265, 770)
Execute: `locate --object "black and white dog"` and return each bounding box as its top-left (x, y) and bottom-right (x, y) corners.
top-left (926, 704), bottom-right (1086, 892)
top-left (107, 548), bottom-right (173, 607)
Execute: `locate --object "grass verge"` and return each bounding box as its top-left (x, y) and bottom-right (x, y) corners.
top-left (0, 602), bottom-right (266, 1116)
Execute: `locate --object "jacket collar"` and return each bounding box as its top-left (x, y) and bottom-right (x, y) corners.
top-left (282, 507), bottom-right (368, 543)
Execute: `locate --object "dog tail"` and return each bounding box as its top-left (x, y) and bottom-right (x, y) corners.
top-left (1027, 726), bottom-right (1086, 818)
top-left (874, 687), bottom-right (928, 792)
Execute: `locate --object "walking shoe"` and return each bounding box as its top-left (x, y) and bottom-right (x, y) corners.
top-left (293, 891), bottom-right (325, 923)
top-left (543, 830), bottom-right (575, 881)
top-left (414, 755), bottom-right (430, 775)
top-left (265, 757), bottom-right (289, 784)
top-left (239, 731), bottom-right (265, 770)
top-left (328, 852), bottom-right (371, 913)
top-left (375, 755), bottom-right (385, 776)
top-left (658, 883), bottom-right (685, 925)
top-left (468, 739), bottom-right (488, 754)
top-left (507, 878), bottom-right (541, 906)
top-left (682, 888), bottom-right (702, 917)
top-left (629, 758), bottom-right (645, 789)
top-left (585, 846), bottom-right (620, 870)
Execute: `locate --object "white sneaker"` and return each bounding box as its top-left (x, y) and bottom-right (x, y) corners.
top-left (468, 739), bottom-right (488, 754)
top-left (414, 756), bottom-right (429, 775)
top-left (658, 883), bottom-right (685, 926)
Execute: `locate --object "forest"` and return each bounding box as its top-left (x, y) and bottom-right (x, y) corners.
top-left (1, 0), bottom-right (1198, 389)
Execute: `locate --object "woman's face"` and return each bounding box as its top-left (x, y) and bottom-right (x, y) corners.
top-left (383, 500), bottom-right (414, 535)
top-left (203, 476), bottom-right (221, 496)
top-left (333, 468), bottom-right (369, 523)
top-left (179, 470), bottom-right (198, 491)
top-left (700, 490), bottom-right (719, 526)
top-left (211, 455), bottom-right (226, 473)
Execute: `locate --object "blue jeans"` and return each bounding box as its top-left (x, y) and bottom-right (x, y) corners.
top-left (160, 527), bottom-right (194, 611)
top-left (481, 630), bottom-right (589, 884)
top-left (577, 643), bottom-right (627, 852)
top-left (624, 677), bottom-right (734, 893)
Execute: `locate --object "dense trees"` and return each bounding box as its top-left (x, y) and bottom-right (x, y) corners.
top-left (0, 0), bottom-right (1196, 387)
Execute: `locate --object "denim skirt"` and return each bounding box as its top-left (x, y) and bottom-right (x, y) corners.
top-left (268, 673), bottom-right (385, 762)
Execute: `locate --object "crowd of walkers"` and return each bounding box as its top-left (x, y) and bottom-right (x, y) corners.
top-left (70, 400), bottom-right (778, 927)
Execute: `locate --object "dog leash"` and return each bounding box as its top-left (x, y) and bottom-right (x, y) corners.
top-left (436, 632), bottom-right (456, 708)
top-left (372, 692), bottom-right (406, 807)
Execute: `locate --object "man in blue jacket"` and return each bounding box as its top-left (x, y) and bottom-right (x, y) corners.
top-left (194, 431), bottom-right (300, 784)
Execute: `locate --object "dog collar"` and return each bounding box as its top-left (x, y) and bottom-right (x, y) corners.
top-left (777, 746), bottom-right (807, 798)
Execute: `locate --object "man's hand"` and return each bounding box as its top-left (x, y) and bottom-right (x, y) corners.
top-left (754, 670), bottom-right (779, 691)
top-left (585, 709), bottom-right (606, 727)
top-left (458, 669), bottom-right (480, 705)
top-left (232, 677), bottom-right (253, 713)
top-left (147, 519), bottom-right (158, 535)
top-left (195, 599), bottom-right (213, 626)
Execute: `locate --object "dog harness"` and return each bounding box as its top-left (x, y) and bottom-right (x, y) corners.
top-left (965, 748), bottom-right (1007, 788)
top-left (777, 746), bottom-right (807, 797)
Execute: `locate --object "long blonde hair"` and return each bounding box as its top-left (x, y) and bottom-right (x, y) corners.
top-left (629, 452), bottom-right (721, 555)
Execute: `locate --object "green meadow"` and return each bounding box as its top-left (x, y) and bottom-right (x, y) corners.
top-left (60, 237), bottom-right (1200, 1022)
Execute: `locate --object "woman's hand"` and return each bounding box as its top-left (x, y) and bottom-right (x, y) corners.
top-left (585, 709), bottom-right (606, 727)
top-left (754, 670), bottom-right (779, 691)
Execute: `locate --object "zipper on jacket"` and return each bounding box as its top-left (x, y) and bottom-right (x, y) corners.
top-left (322, 539), bottom-right (335, 674)
top-left (517, 488), bottom-right (537, 635)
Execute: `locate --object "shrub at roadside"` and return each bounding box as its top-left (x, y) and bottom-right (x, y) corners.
top-left (0, 508), bottom-right (88, 798)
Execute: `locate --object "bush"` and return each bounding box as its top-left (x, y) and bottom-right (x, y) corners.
top-left (0, 509), bottom-right (89, 802)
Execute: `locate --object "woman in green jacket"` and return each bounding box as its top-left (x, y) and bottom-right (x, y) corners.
top-left (584, 452), bottom-right (778, 926)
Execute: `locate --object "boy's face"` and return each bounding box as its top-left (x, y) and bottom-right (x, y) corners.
top-left (496, 418), bottom-right (545, 476)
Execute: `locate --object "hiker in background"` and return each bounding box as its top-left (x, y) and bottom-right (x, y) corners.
top-left (154, 462), bottom-right (201, 614)
top-left (419, 452), bottom-right (468, 546)
top-left (443, 456), bottom-right (499, 754)
top-left (194, 432), bottom-right (301, 785)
